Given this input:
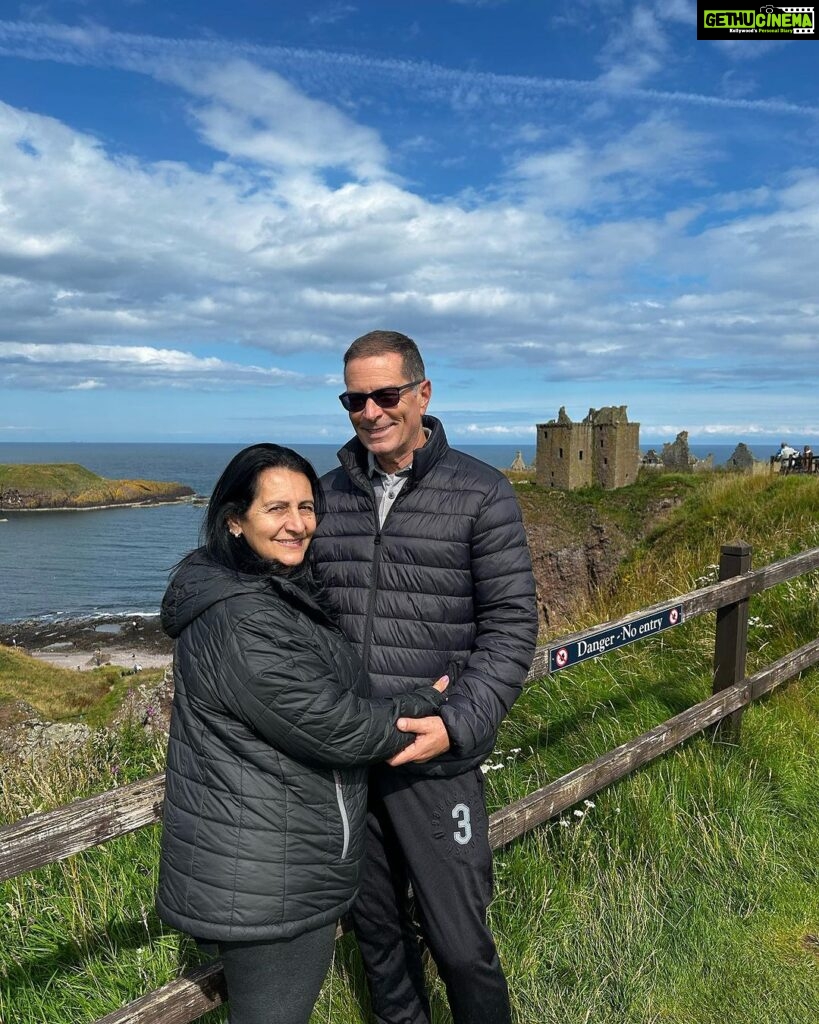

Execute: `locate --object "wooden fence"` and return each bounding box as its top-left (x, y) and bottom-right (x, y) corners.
top-left (770, 452), bottom-right (818, 475)
top-left (2, 542), bottom-right (819, 1023)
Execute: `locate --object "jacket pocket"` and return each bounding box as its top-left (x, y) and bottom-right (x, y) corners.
top-left (332, 769), bottom-right (350, 861)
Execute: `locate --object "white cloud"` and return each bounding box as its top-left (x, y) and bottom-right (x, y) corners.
top-left (462, 422), bottom-right (533, 435)
top-left (164, 60), bottom-right (388, 179)
top-left (597, 6), bottom-right (670, 91)
top-left (0, 342), bottom-right (312, 391)
top-left (509, 114), bottom-right (715, 211)
top-left (647, 422), bottom-right (819, 438)
top-left (308, 4), bottom-right (358, 27)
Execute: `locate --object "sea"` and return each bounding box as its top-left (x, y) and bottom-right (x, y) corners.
top-left (0, 440), bottom-right (783, 623)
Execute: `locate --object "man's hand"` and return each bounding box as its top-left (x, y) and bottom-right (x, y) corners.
top-left (387, 716), bottom-right (451, 766)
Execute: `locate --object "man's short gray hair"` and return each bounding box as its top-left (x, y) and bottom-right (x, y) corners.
top-left (343, 330), bottom-right (426, 383)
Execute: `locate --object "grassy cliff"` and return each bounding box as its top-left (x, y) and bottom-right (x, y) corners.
top-left (509, 469), bottom-right (699, 628)
top-left (0, 646), bottom-right (165, 728)
top-left (0, 463), bottom-right (194, 510)
top-left (1, 470), bottom-right (818, 1022)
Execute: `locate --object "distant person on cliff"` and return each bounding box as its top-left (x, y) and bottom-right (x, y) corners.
top-left (311, 331), bottom-right (538, 1024)
top-left (157, 443), bottom-right (447, 1024)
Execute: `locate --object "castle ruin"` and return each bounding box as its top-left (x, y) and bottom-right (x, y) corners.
top-left (536, 406), bottom-right (640, 490)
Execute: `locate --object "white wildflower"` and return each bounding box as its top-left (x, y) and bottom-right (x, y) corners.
top-left (583, 800), bottom-right (595, 809)
top-left (559, 819), bottom-right (571, 828)
top-left (573, 809), bottom-right (584, 818)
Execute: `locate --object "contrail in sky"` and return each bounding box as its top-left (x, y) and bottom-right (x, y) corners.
top-left (0, 20), bottom-right (817, 119)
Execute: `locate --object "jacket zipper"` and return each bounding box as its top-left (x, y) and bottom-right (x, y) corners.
top-left (361, 479), bottom-right (413, 672)
top-left (333, 770), bottom-right (350, 860)
top-left (361, 532), bottom-right (381, 672)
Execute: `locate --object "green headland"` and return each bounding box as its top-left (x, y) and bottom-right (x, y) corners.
top-left (0, 463), bottom-right (194, 511)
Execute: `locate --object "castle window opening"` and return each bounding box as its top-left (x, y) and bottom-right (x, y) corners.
top-left (579, 450), bottom-right (583, 460)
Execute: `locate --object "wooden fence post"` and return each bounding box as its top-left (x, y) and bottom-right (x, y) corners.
top-left (712, 541), bottom-right (752, 742)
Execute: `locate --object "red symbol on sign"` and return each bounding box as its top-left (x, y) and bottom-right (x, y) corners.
top-left (555, 648), bottom-right (569, 668)
top-left (669, 609), bottom-right (679, 625)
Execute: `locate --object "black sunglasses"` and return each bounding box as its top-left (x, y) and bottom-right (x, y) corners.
top-left (338, 380), bottom-right (425, 413)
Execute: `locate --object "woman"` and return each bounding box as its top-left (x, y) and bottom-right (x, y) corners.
top-left (157, 443), bottom-right (447, 1024)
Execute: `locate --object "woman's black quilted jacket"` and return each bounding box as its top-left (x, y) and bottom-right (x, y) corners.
top-left (156, 550), bottom-right (443, 941)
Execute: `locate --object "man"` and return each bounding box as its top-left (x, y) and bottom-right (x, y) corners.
top-left (311, 330), bottom-right (538, 1024)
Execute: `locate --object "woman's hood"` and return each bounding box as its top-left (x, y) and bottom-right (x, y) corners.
top-left (160, 549), bottom-right (268, 639)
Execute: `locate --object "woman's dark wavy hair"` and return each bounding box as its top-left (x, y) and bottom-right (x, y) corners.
top-left (202, 443), bottom-right (324, 576)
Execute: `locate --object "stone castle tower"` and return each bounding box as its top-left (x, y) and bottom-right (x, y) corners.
top-left (536, 406), bottom-right (640, 490)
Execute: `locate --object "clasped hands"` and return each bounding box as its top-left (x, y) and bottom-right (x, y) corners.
top-left (387, 673), bottom-right (451, 767)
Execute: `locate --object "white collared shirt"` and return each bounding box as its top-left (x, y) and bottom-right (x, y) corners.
top-left (367, 428), bottom-right (430, 527)
top-left (368, 455), bottom-right (412, 528)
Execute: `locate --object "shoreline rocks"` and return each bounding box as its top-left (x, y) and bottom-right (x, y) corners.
top-left (0, 488), bottom-right (195, 513)
top-left (0, 613), bottom-right (170, 648)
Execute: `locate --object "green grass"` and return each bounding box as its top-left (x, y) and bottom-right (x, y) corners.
top-left (512, 467), bottom-right (698, 543)
top-left (0, 463), bottom-right (103, 493)
top-left (1, 471), bottom-right (818, 1022)
top-left (0, 645), bottom-right (165, 727)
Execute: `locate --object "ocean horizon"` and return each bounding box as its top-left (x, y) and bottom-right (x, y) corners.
top-left (0, 439), bottom-right (794, 623)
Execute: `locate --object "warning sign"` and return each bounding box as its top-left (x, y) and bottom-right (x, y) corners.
top-left (548, 606), bottom-right (684, 673)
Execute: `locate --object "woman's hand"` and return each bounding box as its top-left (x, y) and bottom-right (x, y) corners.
top-left (432, 673), bottom-right (449, 693)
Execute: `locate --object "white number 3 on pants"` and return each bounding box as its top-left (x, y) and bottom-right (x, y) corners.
top-left (452, 803), bottom-right (472, 845)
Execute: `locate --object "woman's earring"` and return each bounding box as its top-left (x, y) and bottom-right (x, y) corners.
top-left (229, 528), bottom-right (241, 538)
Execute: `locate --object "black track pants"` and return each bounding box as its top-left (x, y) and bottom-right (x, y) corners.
top-left (196, 922), bottom-right (336, 1024)
top-left (351, 767), bottom-right (511, 1024)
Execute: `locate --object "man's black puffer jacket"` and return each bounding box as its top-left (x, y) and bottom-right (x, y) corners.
top-left (157, 550), bottom-right (443, 942)
top-left (311, 416), bottom-right (538, 778)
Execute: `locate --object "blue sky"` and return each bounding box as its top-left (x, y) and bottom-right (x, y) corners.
top-left (0, 0), bottom-right (817, 445)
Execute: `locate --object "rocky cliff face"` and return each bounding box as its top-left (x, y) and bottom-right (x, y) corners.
top-left (515, 484), bottom-right (683, 633)
top-left (525, 519), bottom-right (629, 628)
top-left (0, 701), bottom-right (92, 759)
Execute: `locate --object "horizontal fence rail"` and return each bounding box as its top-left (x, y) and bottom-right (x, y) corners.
top-left (526, 545), bottom-right (819, 682)
top-left (1, 544), bottom-right (818, 1022)
top-left (0, 774), bottom-right (166, 882)
top-left (95, 963), bottom-right (226, 1024)
top-left (490, 637), bottom-right (819, 848)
